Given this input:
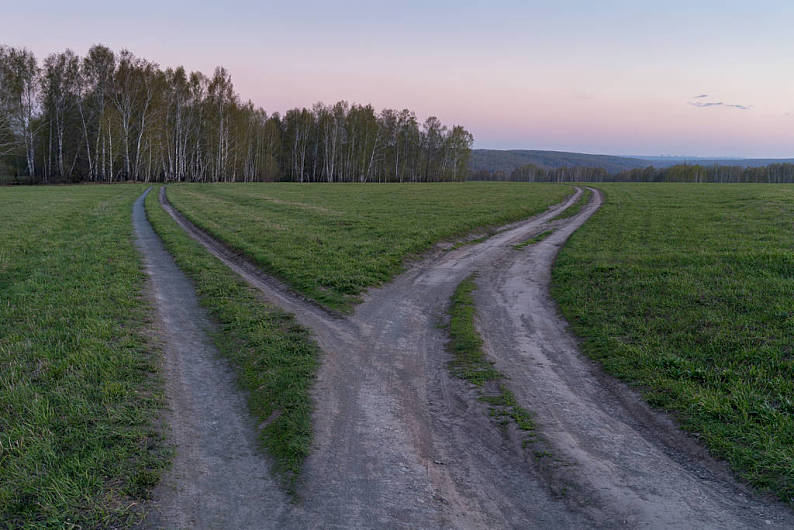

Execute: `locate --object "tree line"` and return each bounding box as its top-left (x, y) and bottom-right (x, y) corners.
top-left (0, 45), bottom-right (473, 184)
top-left (470, 162), bottom-right (794, 183)
top-left (610, 163), bottom-right (794, 183)
top-left (469, 164), bottom-right (609, 182)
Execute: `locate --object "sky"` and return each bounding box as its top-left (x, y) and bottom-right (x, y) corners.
top-left (4, 0), bottom-right (794, 157)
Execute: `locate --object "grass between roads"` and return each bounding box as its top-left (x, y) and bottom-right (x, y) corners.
top-left (166, 182), bottom-right (573, 312)
top-left (550, 187), bottom-right (592, 221)
top-left (513, 230), bottom-right (553, 249)
top-left (0, 185), bottom-right (167, 527)
top-left (144, 187), bottom-right (319, 492)
top-left (552, 183), bottom-right (794, 503)
top-left (447, 274), bottom-right (535, 433)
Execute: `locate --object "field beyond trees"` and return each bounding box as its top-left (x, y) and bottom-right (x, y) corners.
top-left (166, 182), bottom-right (573, 311)
top-left (0, 185), bottom-right (167, 526)
top-left (552, 183), bottom-right (794, 503)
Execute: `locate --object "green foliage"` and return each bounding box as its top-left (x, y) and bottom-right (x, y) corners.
top-left (469, 149), bottom-right (648, 176)
top-left (614, 163), bottom-right (794, 183)
top-left (552, 183), bottom-right (794, 504)
top-left (0, 185), bottom-right (168, 527)
top-left (1, 45), bottom-right (473, 184)
top-left (144, 188), bottom-right (319, 492)
top-left (167, 182), bottom-right (573, 311)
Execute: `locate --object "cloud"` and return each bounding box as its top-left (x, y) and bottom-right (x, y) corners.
top-left (688, 97), bottom-right (750, 110)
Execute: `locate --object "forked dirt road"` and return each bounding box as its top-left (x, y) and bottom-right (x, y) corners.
top-left (143, 186), bottom-right (794, 528)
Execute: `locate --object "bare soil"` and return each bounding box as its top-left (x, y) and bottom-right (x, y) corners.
top-left (145, 186), bottom-right (794, 528)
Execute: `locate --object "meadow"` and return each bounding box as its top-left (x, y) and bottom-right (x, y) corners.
top-left (552, 183), bottom-right (794, 503)
top-left (0, 185), bottom-right (167, 526)
top-left (165, 182), bottom-right (573, 311)
top-left (4, 179), bottom-right (792, 523)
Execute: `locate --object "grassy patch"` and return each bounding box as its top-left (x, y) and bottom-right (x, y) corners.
top-left (451, 233), bottom-right (493, 250)
top-left (144, 187), bottom-right (319, 492)
top-left (447, 274), bottom-right (535, 433)
top-left (0, 185), bottom-right (168, 527)
top-left (552, 183), bottom-right (794, 503)
top-left (513, 230), bottom-right (553, 249)
top-left (550, 187), bottom-right (592, 221)
top-left (166, 183), bottom-right (573, 312)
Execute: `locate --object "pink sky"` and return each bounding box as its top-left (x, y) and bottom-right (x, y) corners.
top-left (5, 1), bottom-right (794, 157)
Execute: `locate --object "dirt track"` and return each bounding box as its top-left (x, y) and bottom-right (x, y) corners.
top-left (133, 189), bottom-right (288, 528)
top-left (147, 186), bottom-right (794, 528)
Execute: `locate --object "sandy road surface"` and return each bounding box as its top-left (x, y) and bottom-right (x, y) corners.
top-left (153, 186), bottom-right (794, 528)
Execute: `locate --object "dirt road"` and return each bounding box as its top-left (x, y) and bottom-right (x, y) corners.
top-left (133, 189), bottom-right (288, 528)
top-left (152, 186), bottom-right (794, 528)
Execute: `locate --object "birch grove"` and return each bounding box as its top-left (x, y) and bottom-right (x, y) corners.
top-left (0, 45), bottom-right (473, 183)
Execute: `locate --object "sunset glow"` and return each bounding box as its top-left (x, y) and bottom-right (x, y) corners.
top-left (6, 0), bottom-right (794, 157)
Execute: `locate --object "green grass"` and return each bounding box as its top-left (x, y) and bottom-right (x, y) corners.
top-left (552, 183), bottom-right (794, 503)
top-left (166, 183), bottom-right (573, 312)
top-left (550, 187), bottom-right (592, 221)
top-left (0, 184), bottom-right (168, 527)
top-left (451, 233), bottom-right (493, 250)
top-left (513, 230), bottom-right (553, 249)
top-left (144, 187), bottom-right (319, 492)
top-left (447, 274), bottom-right (535, 433)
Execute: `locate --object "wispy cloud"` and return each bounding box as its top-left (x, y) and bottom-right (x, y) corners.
top-left (688, 96), bottom-right (750, 110)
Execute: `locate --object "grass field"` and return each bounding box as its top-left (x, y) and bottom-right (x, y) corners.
top-left (144, 188), bottom-right (319, 492)
top-left (552, 183), bottom-right (794, 503)
top-left (0, 185), bottom-right (167, 526)
top-left (166, 183), bottom-right (573, 311)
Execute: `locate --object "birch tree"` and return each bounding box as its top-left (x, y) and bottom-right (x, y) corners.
top-left (0, 46), bottom-right (39, 178)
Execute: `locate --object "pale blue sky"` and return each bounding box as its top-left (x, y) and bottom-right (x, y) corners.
top-left (4, 1), bottom-right (794, 156)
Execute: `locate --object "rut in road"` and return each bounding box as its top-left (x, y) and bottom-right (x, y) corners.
top-left (133, 189), bottom-right (288, 528)
top-left (158, 186), bottom-right (794, 528)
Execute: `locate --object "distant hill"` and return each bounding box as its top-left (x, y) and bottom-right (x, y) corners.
top-left (638, 156), bottom-right (794, 168)
top-left (469, 150), bottom-right (650, 175)
top-left (470, 149), bottom-right (794, 176)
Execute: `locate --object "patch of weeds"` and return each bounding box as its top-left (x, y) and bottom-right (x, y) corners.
top-left (550, 188), bottom-right (592, 221)
top-left (447, 274), bottom-right (536, 436)
top-left (451, 232), bottom-right (493, 250)
top-left (513, 230), bottom-right (553, 250)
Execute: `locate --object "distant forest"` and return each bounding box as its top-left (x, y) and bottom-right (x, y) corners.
top-left (0, 45), bottom-right (473, 184)
top-left (471, 163), bottom-right (794, 184)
